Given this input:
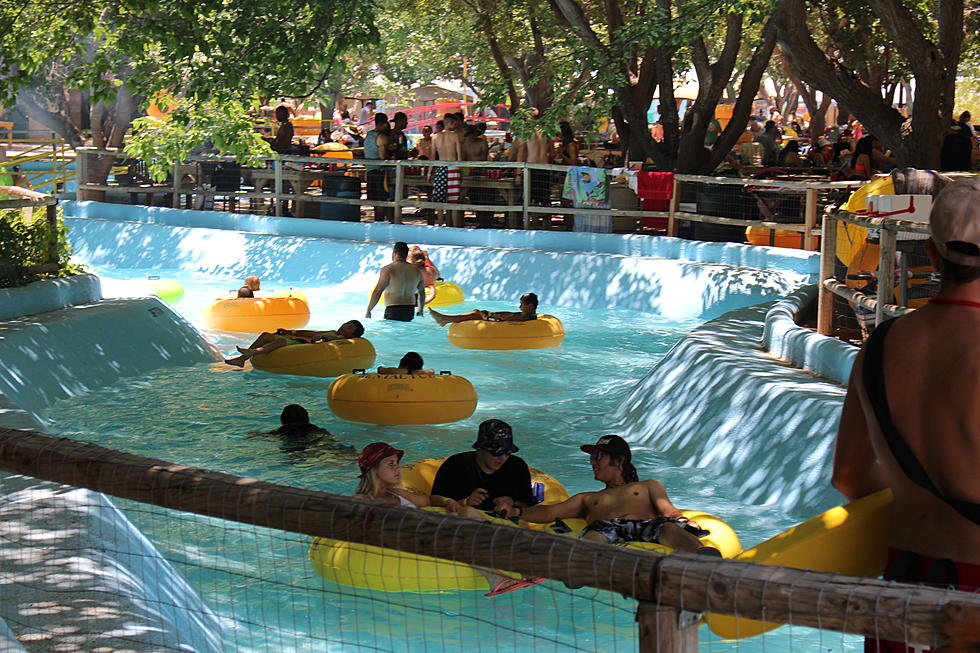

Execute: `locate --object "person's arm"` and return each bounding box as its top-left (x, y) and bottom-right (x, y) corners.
top-left (647, 480), bottom-right (685, 520)
top-left (516, 493), bottom-right (588, 523)
top-left (272, 122), bottom-right (294, 151)
top-left (428, 494), bottom-right (466, 514)
top-left (377, 366), bottom-right (404, 374)
top-left (376, 132), bottom-right (390, 160)
top-left (486, 311), bottom-right (533, 322)
top-left (450, 135), bottom-right (462, 163)
top-left (366, 265), bottom-right (390, 318)
top-left (415, 271), bottom-right (426, 316)
top-left (832, 354), bottom-right (888, 500)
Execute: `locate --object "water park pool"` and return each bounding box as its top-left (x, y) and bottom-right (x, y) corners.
top-left (33, 260), bottom-right (856, 651)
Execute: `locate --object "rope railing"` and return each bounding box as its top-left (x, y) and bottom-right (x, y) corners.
top-left (2, 427), bottom-right (979, 651)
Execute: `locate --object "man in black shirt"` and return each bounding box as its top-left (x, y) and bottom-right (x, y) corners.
top-left (431, 419), bottom-right (536, 514)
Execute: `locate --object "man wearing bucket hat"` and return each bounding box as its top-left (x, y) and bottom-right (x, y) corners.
top-left (431, 419), bottom-right (537, 514)
top-left (511, 435), bottom-right (717, 555)
top-left (834, 178), bottom-right (980, 651)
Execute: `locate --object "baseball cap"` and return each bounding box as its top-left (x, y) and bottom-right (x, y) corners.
top-left (357, 442), bottom-right (404, 477)
top-left (472, 419), bottom-right (519, 454)
top-left (580, 434), bottom-right (631, 460)
top-left (929, 177), bottom-right (980, 266)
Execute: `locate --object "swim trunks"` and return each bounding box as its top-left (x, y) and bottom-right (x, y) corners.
top-left (865, 548), bottom-right (980, 652)
top-left (432, 166), bottom-right (460, 204)
top-left (366, 168), bottom-right (391, 201)
top-left (582, 517), bottom-right (686, 544)
top-left (384, 304), bottom-right (415, 322)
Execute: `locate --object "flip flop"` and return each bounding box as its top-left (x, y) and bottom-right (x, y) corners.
top-left (484, 577), bottom-right (546, 597)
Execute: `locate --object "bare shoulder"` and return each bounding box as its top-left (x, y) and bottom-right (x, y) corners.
top-left (640, 479), bottom-right (668, 495)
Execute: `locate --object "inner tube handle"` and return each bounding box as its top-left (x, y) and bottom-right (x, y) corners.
top-left (439, 370), bottom-right (452, 375)
top-left (352, 369), bottom-right (366, 374)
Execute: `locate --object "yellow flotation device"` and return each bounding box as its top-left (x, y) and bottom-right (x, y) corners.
top-left (251, 338), bottom-right (375, 378)
top-left (309, 458), bottom-right (570, 591)
top-left (144, 277), bottom-right (184, 305)
top-left (202, 289), bottom-right (310, 333)
top-left (425, 281), bottom-right (465, 307)
top-left (447, 315), bottom-right (564, 350)
top-left (327, 372), bottom-right (477, 424)
top-left (706, 489), bottom-right (892, 639)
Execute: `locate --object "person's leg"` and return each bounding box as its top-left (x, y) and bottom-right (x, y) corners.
top-left (430, 309), bottom-right (483, 326)
top-left (226, 335), bottom-right (289, 366)
top-left (655, 522), bottom-right (705, 553)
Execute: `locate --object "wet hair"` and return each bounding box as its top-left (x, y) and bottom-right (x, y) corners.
top-left (559, 120), bottom-right (576, 143)
top-left (399, 351), bottom-right (424, 373)
top-left (853, 135), bottom-right (877, 159)
top-left (608, 453), bottom-right (640, 483)
top-left (520, 292), bottom-right (538, 309)
top-left (393, 241), bottom-right (409, 257)
top-left (280, 404), bottom-right (309, 424)
top-left (343, 320), bottom-right (365, 338)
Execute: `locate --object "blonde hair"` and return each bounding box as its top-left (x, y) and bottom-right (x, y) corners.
top-left (355, 467), bottom-right (382, 498)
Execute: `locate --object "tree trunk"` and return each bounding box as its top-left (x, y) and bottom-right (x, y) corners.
top-left (80, 87), bottom-right (136, 201)
top-left (15, 90), bottom-right (85, 149)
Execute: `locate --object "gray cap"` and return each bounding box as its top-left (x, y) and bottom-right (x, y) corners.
top-left (930, 177), bottom-right (980, 266)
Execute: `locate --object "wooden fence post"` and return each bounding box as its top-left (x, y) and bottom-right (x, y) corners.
top-left (171, 161), bottom-right (181, 209)
top-left (667, 179), bottom-right (681, 237)
top-left (636, 601), bottom-right (698, 653)
top-left (876, 226), bottom-right (897, 326)
top-left (522, 163), bottom-right (530, 230)
top-left (804, 188), bottom-right (817, 251)
top-left (393, 161), bottom-right (404, 224)
top-left (274, 159), bottom-right (284, 217)
top-left (817, 212), bottom-right (838, 335)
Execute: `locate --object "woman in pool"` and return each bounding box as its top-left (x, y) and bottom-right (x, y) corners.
top-left (355, 443), bottom-right (476, 515)
top-left (377, 352), bottom-right (434, 375)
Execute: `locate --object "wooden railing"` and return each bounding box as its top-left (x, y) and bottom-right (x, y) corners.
top-left (1, 427), bottom-right (978, 651)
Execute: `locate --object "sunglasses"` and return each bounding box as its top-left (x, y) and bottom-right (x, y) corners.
top-left (589, 451), bottom-right (606, 462)
top-left (486, 449), bottom-right (511, 457)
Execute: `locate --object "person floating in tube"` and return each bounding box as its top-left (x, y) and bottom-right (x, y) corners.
top-left (224, 320), bottom-right (364, 367)
top-left (377, 351), bottom-right (434, 375)
top-left (430, 293), bottom-right (537, 326)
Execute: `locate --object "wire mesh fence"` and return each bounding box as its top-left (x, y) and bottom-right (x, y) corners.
top-left (2, 428), bottom-right (980, 652)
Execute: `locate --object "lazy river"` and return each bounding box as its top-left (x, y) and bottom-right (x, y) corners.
top-left (4, 204), bottom-right (857, 651)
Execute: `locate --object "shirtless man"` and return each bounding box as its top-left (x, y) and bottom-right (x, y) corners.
top-left (431, 113), bottom-right (463, 227)
top-left (833, 178), bottom-right (980, 651)
top-left (509, 435), bottom-right (716, 555)
top-left (364, 113), bottom-right (392, 222)
top-left (513, 108), bottom-right (554, 229)
top-left (366, 241), bottom-right (425, 321)
top-left (430, 293), bottom-right (537, 326)
top-left (224, 321), bottom-right (364, 366)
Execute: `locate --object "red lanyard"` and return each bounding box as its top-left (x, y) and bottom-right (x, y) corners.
top-left (929, 297), bottom-right (980, 309)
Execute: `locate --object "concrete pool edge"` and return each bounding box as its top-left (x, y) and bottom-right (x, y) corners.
top-left (762, 285), bottom-right (858, 386)
top-left (614, 298), bottom-right (849, 515)
top-left (0, 273), bottom-right (102, 321)
top-left (62, 200), bottom-right (821, 278)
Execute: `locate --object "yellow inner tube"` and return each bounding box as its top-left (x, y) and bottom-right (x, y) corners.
top-left (251, 338), bottom-right (375, 378)
top-left (327, 373), bottom-right (477, 425)
top-left (425, 281), bottom-right (465, 307)
top-left (309, 458), bottom-right (571, 592)
top-left (202, 290), bottom-right (310, 333)
top-left (144, 278), bottom-right (184, 305)
top-left (447, 314), bottom-right (564, 350)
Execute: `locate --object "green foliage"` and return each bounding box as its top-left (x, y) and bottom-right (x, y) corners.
top-left (0, 207), bottom-right (85, 288)
top-left (124, 98), bottom-right (273, 182)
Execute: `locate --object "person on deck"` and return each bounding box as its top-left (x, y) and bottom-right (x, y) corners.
top-left (366, 241), bottom-right (425, 321)
top-left (265, 106), bottom-right (295, 153)
top-left (223, 321), bottom-right (364, 367)
top-left (833, 178), bottom-right (980, 652)
top-left (365, 113), bottom-right (393, 222)
top-left (430, 293), bottom-right (537, 327)
top-left (237, 275), bottom-right (261, 298)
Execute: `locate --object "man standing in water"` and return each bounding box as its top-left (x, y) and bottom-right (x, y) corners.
top-left (366, 241), bottom-right (425, 321)
top-left (507, 435), bottom-right (716, 555)
top-left (834, 178), bottom-right (980, 652)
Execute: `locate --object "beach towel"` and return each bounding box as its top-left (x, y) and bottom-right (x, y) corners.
top-left (563, 166), bottom-right (611, 232)
top-left (636, 171), bottom-right (674, 200)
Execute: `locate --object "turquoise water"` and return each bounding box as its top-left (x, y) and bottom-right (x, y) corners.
top-left (39, 267), bottom-right (858, 651)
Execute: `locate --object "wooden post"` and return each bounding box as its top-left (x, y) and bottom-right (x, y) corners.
top-left (171, 161), bottom-right (181, 208)
top-left (522, 163), bottom-right (530, 230)
top-left (393, 161), bottom-right (404, 224)
top-left (667, 179), bottom-right (681, 237)
top-left (817, 212), bottom-right (838, 335)
top-left (803, 188), bottom-right (817, 251)
top-left (637, 602), bottom-right (698, 653)
top-left (876, 226), bottom-right (897, 326)
top-left (76, 149), bottom-right (89, 198)
top-left (274, 159), bottom-right (284, 217)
